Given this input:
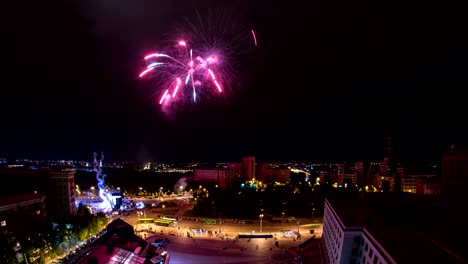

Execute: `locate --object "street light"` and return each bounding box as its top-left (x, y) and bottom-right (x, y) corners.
top-left (259, 214), bottom-right (264, 232)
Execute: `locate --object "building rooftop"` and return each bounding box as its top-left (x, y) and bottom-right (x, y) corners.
top-left (83, 245), bottom-right (147, 264)
top-left (326, 197), bottom-right (372, 228)
top-left (327, 193), bottom-right (467, 263)
top-left (0, 193), bottom-right (45, 208)
top-left (80, 218), bottom-right (150, 264)
top-left (367, 227), bottom-right (465, 264)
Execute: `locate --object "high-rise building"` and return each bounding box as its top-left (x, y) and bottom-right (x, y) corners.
top-left (394, 166), bottom-right (404, 193)
top-left (47, 169), bottom-right (77, 219)
top-left (380, 137), bottom-right (394, 177)
top-left (256, 163), bottom-right (269, 182)
top-left (379, 158), bottom-right (389, 176)
top-left (384, 136), bottom-right (392, 160)
top-left (355, 161), bottom-right (372, 188)
top-left (241, 156), bottom-right (256, 180)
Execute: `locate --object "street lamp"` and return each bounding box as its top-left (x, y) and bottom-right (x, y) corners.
top-left (259, 214), bottom-right (264, 232)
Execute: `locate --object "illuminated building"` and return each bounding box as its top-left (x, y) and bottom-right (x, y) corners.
top-left (401, 174), bottom-right (439, 194)
top-left (401, 177), bottom-right (418, 193)
top-left (241, 156), bottom-right (256, 180)
top-left (355, 161), bottom-right (370, 188)
top-left (379, 159), bottom-right (389, 176)
top-left (374, 176), bottom-right (394, 192)
top-left (193, 168), bottom-right (241, 188)
top-left (256, 163), bottom-right (291, 183)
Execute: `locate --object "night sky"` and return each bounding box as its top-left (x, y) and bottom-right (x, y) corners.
top-left (1, 0), bottom-right (467, 163)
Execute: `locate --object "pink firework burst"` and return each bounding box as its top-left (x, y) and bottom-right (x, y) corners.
top-left (139, 40), bottom-right (223, 106)
top-left (138, 8), bottom-right (258, 110)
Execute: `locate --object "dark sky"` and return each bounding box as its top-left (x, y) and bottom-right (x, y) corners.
top-left (1, 0), bottom-right (467, 163)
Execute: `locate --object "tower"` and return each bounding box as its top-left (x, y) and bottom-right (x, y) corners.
top-left (47, 169), bottom-right (77, 219)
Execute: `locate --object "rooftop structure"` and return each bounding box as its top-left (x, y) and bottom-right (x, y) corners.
top-left (80, 218), bottom-right (150, 264)
top-left (322, 193), bottom-right (466, 264)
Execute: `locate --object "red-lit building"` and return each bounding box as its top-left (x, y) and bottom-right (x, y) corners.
top-left (241, 156), bottom-right (256, 180)
top-left (194, 157), bottom-right (291, 186)
top-left (193, 168), bottom-right (241, 188)
top-left (256, 163), bottom-right (291, 183)
top-left (442, 146), bottom-right (468, 200)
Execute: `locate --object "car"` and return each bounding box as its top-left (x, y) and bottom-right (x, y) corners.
top-left (151, 237), bottom-right (169, 247)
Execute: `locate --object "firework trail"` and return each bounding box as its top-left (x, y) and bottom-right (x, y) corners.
top-left (251, 29), bottom-right (257, 47)
top-left (138, 9), bottom-right (258, 108)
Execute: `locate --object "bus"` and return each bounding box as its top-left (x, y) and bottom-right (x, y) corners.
top-left (138, 218), bottom-right (154, 224)
top-left (155, 218), bottom-right (174, 227)
top-left (161, 217), bottom-right (177, 222)
top-left (203, 219), bottom-right (217, 225)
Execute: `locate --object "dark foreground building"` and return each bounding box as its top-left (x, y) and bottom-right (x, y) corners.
top-left (321, 193), bottom-right (466, 264)
top-left (80, 218), bottom-right (151, 264)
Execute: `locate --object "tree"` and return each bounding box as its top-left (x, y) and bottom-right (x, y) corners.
top-left (0, 236), bottom-right (19, 264)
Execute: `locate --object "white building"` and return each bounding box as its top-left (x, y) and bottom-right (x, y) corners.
top-left (322, 195), bottom-right (465, 264)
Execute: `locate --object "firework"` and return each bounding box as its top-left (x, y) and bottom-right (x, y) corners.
top-left (251, 29), bottom-right (258, 47)
top-left (138, 40), bottom-right (225, 105)
top-left (138, 9), bottom-right (258, 108)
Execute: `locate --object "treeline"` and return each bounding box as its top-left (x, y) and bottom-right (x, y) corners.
top-left (0, 208), bottom-right (108, 264)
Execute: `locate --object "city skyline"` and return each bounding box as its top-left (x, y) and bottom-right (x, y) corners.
top-left (1, 0), bottom-right (467, 163)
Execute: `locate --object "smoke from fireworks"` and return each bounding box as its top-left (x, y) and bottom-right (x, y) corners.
top-left (93, 152), bottom-right (113, 212)
top-left (174, 177), bottom-right (189, 194)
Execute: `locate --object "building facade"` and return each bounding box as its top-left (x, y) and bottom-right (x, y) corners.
top-left (47, 169), bottom-right (77, 218)
top-left (442, 146), bottom-right (468, 200)
top-left (193, 168), bottom-right (241, 188)
top-left (241, 156), bottom-right (256, 180)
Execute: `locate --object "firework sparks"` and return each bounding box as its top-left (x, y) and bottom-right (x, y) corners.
top-left (138, 9), bottom-right (258, 109)
top-left (139, 40), bottom-right (225, 105)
